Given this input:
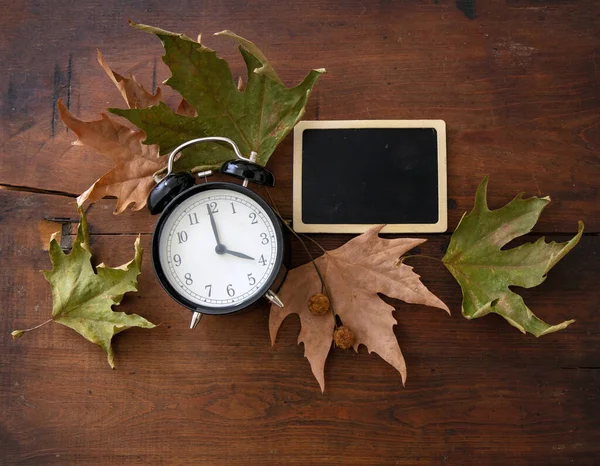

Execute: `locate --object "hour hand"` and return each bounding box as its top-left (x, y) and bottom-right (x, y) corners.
top-left (206, 204), bottom-right (221, 245)
top-left (223, 248), bottom-right (254, 260)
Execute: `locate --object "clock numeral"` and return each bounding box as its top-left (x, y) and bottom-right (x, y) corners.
top-left (247, 273), bottom-right (256, 286)
top-left (259, 254), bottom-right (267, 266)
top-left (226, 284), bottom-right (235, 297)
top-left (205, 284), bottom-right (212, 297)
top-left (188, 213), bottom-right (199, 225)
top-left (249, 212), bottom-right (258, 224)
top-left (177, 231), bottom-right (188, 244)
top-left (260, 232), bottom-right (269, 245)
top-left (208, 201), bottom-right (218, 214)
top-left (173, 254), bottom-right (182, 267)
top-left (184, 273), bottom-right (193, 286)
top-left (230, 202), bottom-right (237, 214)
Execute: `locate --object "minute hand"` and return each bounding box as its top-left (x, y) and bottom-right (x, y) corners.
top-left (223, 248), bottom-right (255, 260)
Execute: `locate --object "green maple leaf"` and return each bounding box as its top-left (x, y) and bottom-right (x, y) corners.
top-left (442, 177), bottom-right (584, 337)
top-left (12, 208), bottom-right (155, 367)
top-left (110, 22), bottom-right (325, 171)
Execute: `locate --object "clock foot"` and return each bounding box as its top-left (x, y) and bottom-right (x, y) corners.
top-left (265, 289), bottom-right (284, 308)
top-left (190, 311), bottom-right (203, 329)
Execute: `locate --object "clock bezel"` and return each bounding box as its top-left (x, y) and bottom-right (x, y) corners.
top-left (151, 182), bottom-right (284, 315)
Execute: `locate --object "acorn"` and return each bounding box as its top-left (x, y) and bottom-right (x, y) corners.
top-left (333, 326), bottom-right (355, 350)
top-left (308, 293), bottom-right (330, 316)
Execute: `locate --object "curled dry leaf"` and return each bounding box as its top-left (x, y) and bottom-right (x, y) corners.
top-left (58, 99), bottom-right (165, 213)
top-left (270, 225), bottom-right (450, 392)
top-left (97, 50), bottom-right (163, 109)
top-left (60, 52), bottom-right (166, 213)
top-left (442, 176), bottom-right (583, 336)
top-left (215, 30), bottom-right (282, 83)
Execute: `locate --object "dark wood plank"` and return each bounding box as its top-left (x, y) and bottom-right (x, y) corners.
top-left (1, 0), bottom-right (598, 232)
top-left (1, 189), bottom-right (599, 464)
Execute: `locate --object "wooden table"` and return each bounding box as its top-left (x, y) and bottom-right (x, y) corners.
top-left (2, 1), bottom-right (599, 464)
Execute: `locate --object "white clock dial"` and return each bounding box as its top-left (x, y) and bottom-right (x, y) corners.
top-left (157, 188), bottom-right (280, 309)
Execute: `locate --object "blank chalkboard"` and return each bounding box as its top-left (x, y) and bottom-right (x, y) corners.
top-left (293, 120), bottom-right (447, 233)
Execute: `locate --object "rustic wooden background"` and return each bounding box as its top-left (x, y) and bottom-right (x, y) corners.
top-left (1, 0), bottom-right (599, 464)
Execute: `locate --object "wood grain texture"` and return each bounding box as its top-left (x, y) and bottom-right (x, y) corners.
top-left (1, 0), bottom-right (599, 464)
top-left (2, 0), bottom-right (599, 231)
top-left (1, 189), bottom-right (599, 465)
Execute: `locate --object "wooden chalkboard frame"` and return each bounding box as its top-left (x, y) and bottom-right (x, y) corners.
top-left (293, 120), bottom-right (447, 234)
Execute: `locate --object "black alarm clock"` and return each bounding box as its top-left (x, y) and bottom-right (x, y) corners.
top-left (147, 137), bottom-right (285, 329)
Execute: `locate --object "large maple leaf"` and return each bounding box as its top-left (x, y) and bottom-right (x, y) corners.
top-left (270, 225), bottom-right (449, 392)
top-left (12, 208), bottom-right (155, 367)
top-left (110, 22), bottom-right (325, 171)
top-left (442, 176), bottom-right (583, 336)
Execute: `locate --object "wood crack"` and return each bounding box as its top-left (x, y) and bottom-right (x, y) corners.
top-left (0, 183), bottom-right (78, 198)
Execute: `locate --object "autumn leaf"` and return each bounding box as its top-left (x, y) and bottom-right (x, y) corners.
top-left (12, 208), bottom-right (155, 367)
top-left (176, 98), bottom-right (197, 117)
top-left (59, 51), bottom-right (166, 212)
top-left (97, 49), bottom-right (163, 109)
top-left (110, 21), bottom-right (325, 171)
top-left (58, 99), bottom-right (165, 213)
top-left (270, 225), bottom-right (449, 392)
top-left (442, 176), bottom-right (583, 336)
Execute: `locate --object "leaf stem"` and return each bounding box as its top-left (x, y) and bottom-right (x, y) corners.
top-left (22, 319), bottom-right (53, 331)
top-left (300, 233), bottom-right (327, 253)
top-left (12, 319), bottom-right (53, 338)
top-left (262, 187), bottom-right (337, 323)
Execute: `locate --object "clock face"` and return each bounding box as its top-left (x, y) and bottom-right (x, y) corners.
top-left (153, 183), bottom-right (283, 314)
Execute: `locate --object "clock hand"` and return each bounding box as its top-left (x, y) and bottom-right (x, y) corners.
top-left (223, 248), bottom-right (255, 260)
top-left (206, 203), bottom-right (221, 246)
top-left (206, 203), bottom-right (253, 259)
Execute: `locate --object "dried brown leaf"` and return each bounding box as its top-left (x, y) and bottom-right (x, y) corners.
top-left (58, 99), bottom-right (166, 213)
top-left (97, 50), bottom-right (163, 109)
top-left (176, 99), bottom-right (197, 117)
top-left (270, 225), bottom-right (450, 392)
